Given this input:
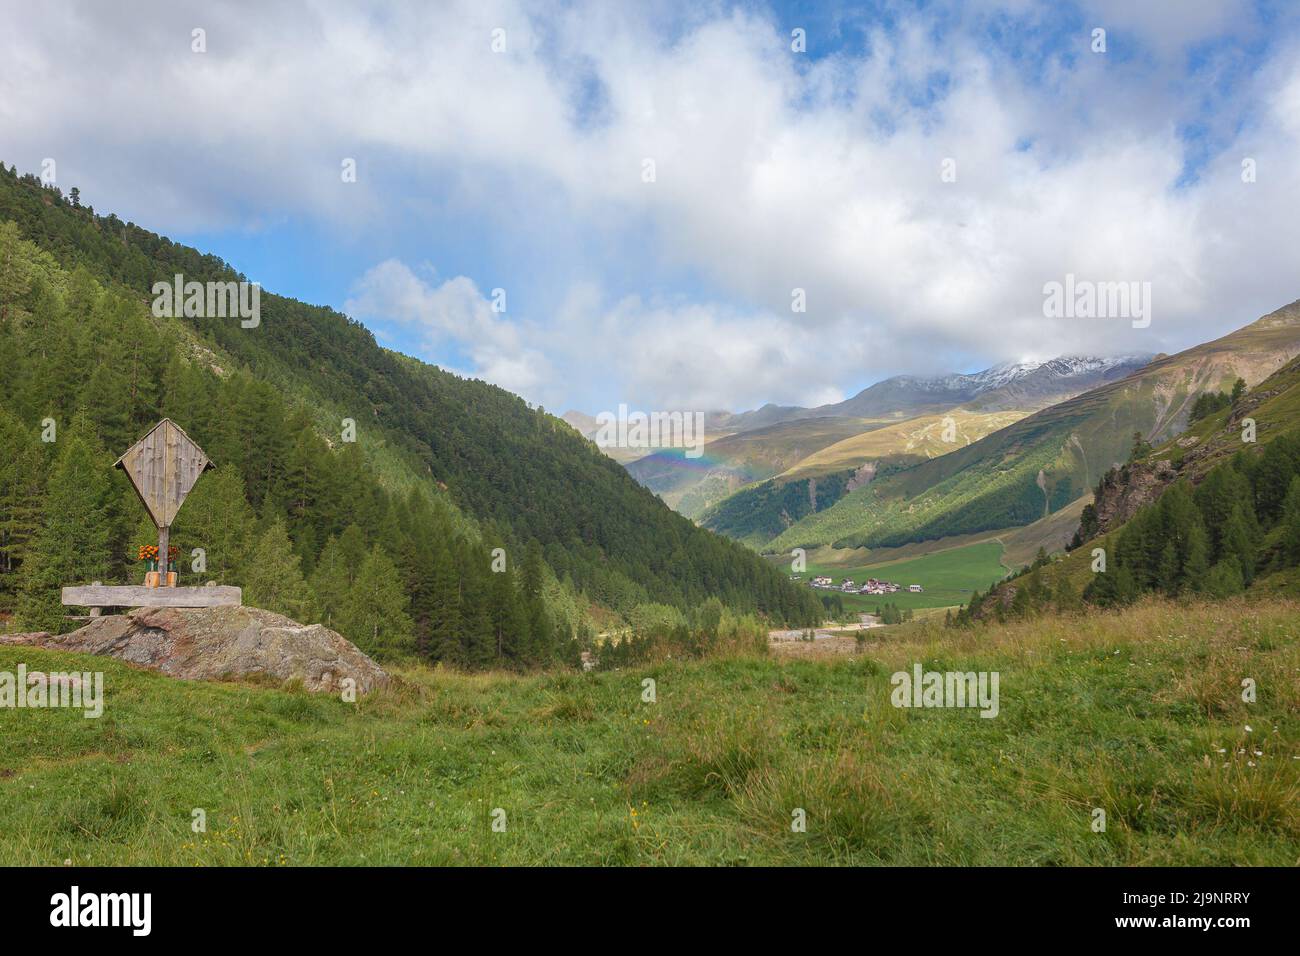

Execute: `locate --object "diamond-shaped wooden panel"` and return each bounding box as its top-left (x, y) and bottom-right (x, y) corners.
top-left (114, 419), bottom-right (212, 528)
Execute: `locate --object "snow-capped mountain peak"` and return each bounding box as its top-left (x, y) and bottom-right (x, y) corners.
top-left (912, 355), bottom-right (1150, 395)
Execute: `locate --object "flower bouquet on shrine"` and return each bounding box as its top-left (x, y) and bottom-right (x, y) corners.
top-left (138, 544), bottom-right (180, 587)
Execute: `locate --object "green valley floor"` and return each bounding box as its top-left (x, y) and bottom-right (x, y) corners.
top-left (790, 539), bottom-right (1011, 614)
top-left (1, 597), bottom-right (1297, 866)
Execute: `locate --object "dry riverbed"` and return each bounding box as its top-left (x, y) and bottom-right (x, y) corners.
top-left (768, 613), bottom-right (883, 658)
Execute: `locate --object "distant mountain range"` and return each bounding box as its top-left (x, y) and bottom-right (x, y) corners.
top-left (561, 310), bottom-right (1300, 563)
top-left (708, 301), bottom-right (1300, 554)
top-left (564, 353), bottom-right (1156, 523)
top-left (713, 354), bottom-right (1154, 432)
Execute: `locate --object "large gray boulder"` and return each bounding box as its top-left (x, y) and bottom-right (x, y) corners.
top-left (1, 606), bottom-right (388, 694)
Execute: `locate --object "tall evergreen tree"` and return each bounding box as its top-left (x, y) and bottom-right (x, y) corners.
top-left (310, 535), bottom-right (352, 630)
top-left (427, 537), bottom-right (463, 664)
top-left (1183, 521), bottom-right (1211, 591)
top-left (1220, 502), bottom-right (1260, 585)
top-left (15, 421), bottom-right (115, 631)
top-left (1052, 572), bottom-right (1080, 612)
top-left (1204, 558), bottom-right (1245, 598)
top-left (0, 409), bottom-right (44, 598)
top-left (1281, 476), bottom-right (1300, 566)
top-left (242, 518), bottom-right (314, 621)
top-left (337, 545), bottom-right (413, 658)
top-left (169, 465), bottom-right (256, 585)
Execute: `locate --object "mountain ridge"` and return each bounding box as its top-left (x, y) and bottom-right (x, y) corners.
top-left (751, 300), bottom-right (1300, 554)
top-left (714, 353), bottom-right (1154, 431)
top-left (565, 353), bottom-right (1156, 521)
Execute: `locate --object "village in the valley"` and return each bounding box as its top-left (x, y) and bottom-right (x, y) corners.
top-left (799, 574), bottom-right (923, 596)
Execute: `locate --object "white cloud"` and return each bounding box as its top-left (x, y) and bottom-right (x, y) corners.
top-left (344, 260), bottom-right (553, 399)
top-left (346, 262), bottom-right (857, 412)
top-left (3, 0), bottom-right (1300, 411)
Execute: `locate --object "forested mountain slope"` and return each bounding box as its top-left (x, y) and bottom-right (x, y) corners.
top-left (0, 165), bottom-right (820, 664)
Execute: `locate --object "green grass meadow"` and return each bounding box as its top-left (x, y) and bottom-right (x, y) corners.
top-left (2, 596), bottom-right (1297, 865)
top-left (798, 540), bottom-right (1010, 614)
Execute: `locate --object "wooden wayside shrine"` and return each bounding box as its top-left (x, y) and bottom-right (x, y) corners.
top-left (61, 419), bottom-right (242, 612)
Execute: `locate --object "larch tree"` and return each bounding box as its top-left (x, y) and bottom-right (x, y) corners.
top-left (337, 545), bottom-right (413, 658)
top-left (169, 464), bottom-right (256, 585)
top-left (309, 535), bottom-right (351, 630)
top-left (15, 421), bottom-right (115, 632)
top-left (0, 409), bottom-right (44, 605)
top-left (242, 518), bottom-right (314, 623)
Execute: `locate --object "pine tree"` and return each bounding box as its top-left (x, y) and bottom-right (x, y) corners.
top-left (281, 422), bottom-right (327, 537)
top-left (1220, 502), bottom-right (1260, 585)
top-left (1250, 438), bottom-right (1300, 524)
top-left (0, 222), bottom-right (33, 321)
top-left (337, 545), bottom-right (413, 659)
top-left (1071, 502), bottom-right (1099, 550)
top-left (427, 537), bottom-right (463, 664)
top-left (169, 465), bottom-right (255, 585)
top-left (392, 490), bottom-right (434, 656)
top-left (1083, 567), bottom-right (1114, 606)
top-left (1194, 465), bottom-right (1252, 556)
top-left (242, 518), bottom-right (314, 621)
top-left (310, 535), bottom-right (352, 630)
top-left (1182, 521), bottom-right (1211, 591)
top-left (1204, 558), bottom-right (1245, 598)
top-left (1010, 581), bottom-right (1032, 618)
top-left (0, 410), bottom-right (44, 597)
top-left (77, 341), bottom-right (136, 450)
top-left (1085, 561), bottom-right (1137, 607)
top-left (459, 556), bottom-right (497, 669)
top-left (1114, 565), bottom-right (1139, 605)
top-left (336, 524), bottom-right (368, 578)
top-left (319, 442), bottom-right (376, 540)
top-left (521, 539), bottom-right (554, 662)
top-left (1053, 572), bottom-right (1080, 612)
top-left (1156, 541), bottom-right (1180, 596)
top-left (15, 422), bottom-right (114, 632)
top-left (487, 551), bottom-right (528, 664)
top-left (1280, 476), bottom-right (1300, 566)
top-left (293, 522), bottom-right (318, 578)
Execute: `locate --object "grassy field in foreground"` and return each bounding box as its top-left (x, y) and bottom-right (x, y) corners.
top-left (1, 596), bottom-right (1298, 865)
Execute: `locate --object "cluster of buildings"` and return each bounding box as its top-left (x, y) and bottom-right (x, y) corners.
top-left (803, 575), bottom-right (923, 595)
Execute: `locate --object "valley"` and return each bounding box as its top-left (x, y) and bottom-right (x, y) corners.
top-left (2, 161), bottom-right (1299, 880)
top-left (788, 540), bottom-right (1011, 613)
top-left (563, 301), bottom-right (1300, 630)
top-left (6, 0), bottom-right (1300, 889)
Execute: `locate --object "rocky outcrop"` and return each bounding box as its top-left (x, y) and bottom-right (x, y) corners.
top-left (1087, 356), bottom-right (1300, 540)
top-left (1, 606), bottom-right (388, 694)
top-left (0, 631), bottom-right (50, 646)
top-left (1090, 459), bottom-right (1179, 535)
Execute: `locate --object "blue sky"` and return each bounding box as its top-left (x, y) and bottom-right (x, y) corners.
top-left (4, 0), bottom-right (1300, 414)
